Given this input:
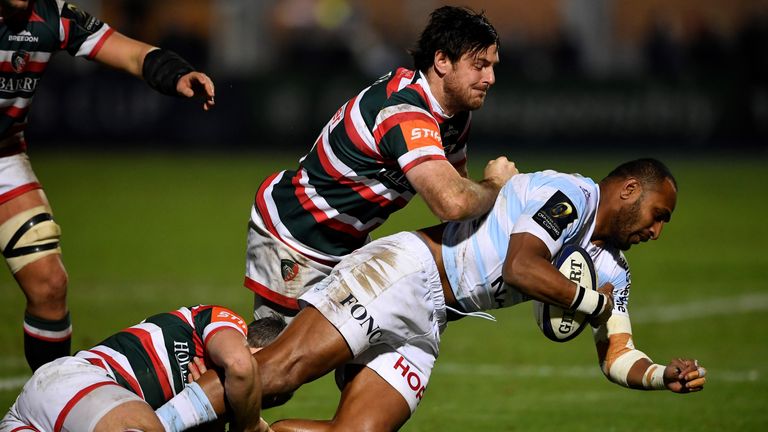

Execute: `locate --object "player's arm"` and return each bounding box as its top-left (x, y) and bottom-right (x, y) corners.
top-left (94, 32), bottom-right (215, 110)
top-left (405, 156), bottom-right (517, 221)
top-left (502, 232), bottom-right (613, 319)
top-left (593, 306), bottom-right (707, 393)
top-left (205, 328), bottom-right (263, 432)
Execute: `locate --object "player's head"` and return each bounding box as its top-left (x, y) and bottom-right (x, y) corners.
top-left (246, 315), bottom-right (293, 408)
top-left (599, 158), bottom-right (678, 251)
top-left (0, 0), bottom-right (29, 11)
top-left (410, 6), bottom-right (500, 113)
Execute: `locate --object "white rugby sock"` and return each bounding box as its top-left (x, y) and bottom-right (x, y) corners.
top-left (155, 382), bottom-right (218, 432)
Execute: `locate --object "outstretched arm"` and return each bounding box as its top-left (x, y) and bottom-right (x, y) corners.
top-left (592, 295), bottom-right (706, 393)
top-left (405, 156), bottom-right (517, 222)
top-left (94, 32), bottom-right (215, 110)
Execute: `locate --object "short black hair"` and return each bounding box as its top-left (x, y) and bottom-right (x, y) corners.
top-left (246, 315), bottom-right (287, 348)
top-left (410, 6), bottom-right (499, 73)
top-left (603, 158), bottom-right (677, 190)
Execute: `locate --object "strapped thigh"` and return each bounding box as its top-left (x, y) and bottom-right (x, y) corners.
top-left (0, 205), bottom-right (61, 273)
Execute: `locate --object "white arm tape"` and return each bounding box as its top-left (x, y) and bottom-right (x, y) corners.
top-left (642, 364), bottom-right (667, 390)
top-left (570, 285), bottom-right (607, 316)
top-left (608, 349), bottom-right (651, 387)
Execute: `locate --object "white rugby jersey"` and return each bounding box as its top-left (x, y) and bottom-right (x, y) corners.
top-left (441, 170), bottom-right (631, 318)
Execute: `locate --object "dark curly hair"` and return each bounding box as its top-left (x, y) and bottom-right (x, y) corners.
top-left (410, 6), bottom-right (500, 73)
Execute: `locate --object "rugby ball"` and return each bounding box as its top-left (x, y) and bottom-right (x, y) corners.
top-left (533, 245), bottom-right (597, 342)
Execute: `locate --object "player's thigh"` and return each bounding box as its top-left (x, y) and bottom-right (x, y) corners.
top-left (0, 189), bottom-right (50, 222)
top-left (333, 365), bottom-right (411, 432)
top-left (92, 400), bottom-right (164, 432)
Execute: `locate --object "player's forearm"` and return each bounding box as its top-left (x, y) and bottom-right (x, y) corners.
top-left (431, 177), bottom-right (502, 221)
top-left (225, 361), bottom-right (262, 432)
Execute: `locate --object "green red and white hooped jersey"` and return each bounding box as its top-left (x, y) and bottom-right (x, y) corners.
top-left (0, 0), bottom-right (113, 154)
top-left (253, 67), bottom-right (471, 264)
top-left (75, 305), bottom-right (248, 409)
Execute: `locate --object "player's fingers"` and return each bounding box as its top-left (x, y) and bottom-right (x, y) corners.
top-left (686, 376), bottom-right (706, 389)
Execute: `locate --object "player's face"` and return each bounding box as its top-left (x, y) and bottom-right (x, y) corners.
top-left (442, 44), bottom-right (499, 113)
top-left (611, 179), bottom-right (677, 250)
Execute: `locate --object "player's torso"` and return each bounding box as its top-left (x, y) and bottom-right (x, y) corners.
top-left (261, 68), bottom-right (469, 259)
top-left (443, 171), bottom-right (599, 312)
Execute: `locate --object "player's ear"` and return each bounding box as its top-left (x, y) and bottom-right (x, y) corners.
top-left (433, 50), bottom-right (451, 76)
top-left (620, 178), bottom-right (642, 200)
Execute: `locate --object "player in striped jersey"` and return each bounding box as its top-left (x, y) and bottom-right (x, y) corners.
top-left (196, 159), bottom-right (707, 431)
top-left (245, 6), bottom-right (518, 322)
top-left (0, 0), bottom-right (215, 372)
top-left (1, 305), bottom-right (285, 432)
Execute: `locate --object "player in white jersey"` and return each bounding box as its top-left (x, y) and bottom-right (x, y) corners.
top-left (194, 158), bottom-right (708, 431)
top-left (0, 0), bottom-right (215, 372)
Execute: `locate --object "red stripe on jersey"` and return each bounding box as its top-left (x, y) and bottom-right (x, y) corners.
top-left (343, 96), bottom-right (379, 159)
top-left (187, 305), bottom-right (211, 356)
top-left (0, 182), bottom-right (41, 205)
top-left (88, 350), bottom-right (144, 399)
top-left (53, 381), bottom-right (120, 432)
top-left (316, 134), bottom-right (398, 208)
top-left (372, 111), bottom-right (438, 146)
top-left (244, 277), bottom-right (300, 310)
top-left (405, 84), bottom-right (446, 123)
top-left (10, 427), bottom-right (39, 431)
top-left (291, 170), bottom-right (367, 238)
top-left (59, 19), bottom-right (71, 50)
top-left (87, 28), bottom-right (115, 60)
top-left (254, 173), bottom-right (339, 267)
top-left (386, 68), bottom-right (414, 97)
top-left (29, 11), bottom-right (45, 22)
top-left (4, 105), bottom-right (29, 120)
top-left (0, 61), bottom-right (48, 73)
top-left (401, 154), bottom-right (448, 174)
top-left (123, 327), bottom-right (174, 401)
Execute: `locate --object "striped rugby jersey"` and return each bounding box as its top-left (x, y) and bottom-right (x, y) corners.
top-left (75, 305), bottom-right (248, 409)
top-left (0, 0), bottom-right (113, 154)
top-left (441, 170), bottom-right (632, 318)
top-left (254, 67), bottom-right (471, 264)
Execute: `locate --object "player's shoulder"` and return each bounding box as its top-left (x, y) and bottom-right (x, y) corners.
top-left (523, 170), bottom-right (596, 203)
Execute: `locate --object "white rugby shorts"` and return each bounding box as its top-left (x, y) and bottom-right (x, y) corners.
top-left (0, 356), bottom-right (143, 432)
top-left (245, 207), bottom-right (333, 321)
top-left (299, 232), bottom-right (447, 413)
top-left (0, 153), bottom-right (41, 205)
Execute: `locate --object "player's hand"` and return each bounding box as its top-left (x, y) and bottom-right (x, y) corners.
top-left (590, 282), bottom-right (614, 327)
top-left (483, 156), bottom-right (518, 188)
top-left (664, 358), bottom-right (706, 393)
top-left (177, 71), bottom-right (216, 111)
top-left (186, 356), bottom-right (208, 383)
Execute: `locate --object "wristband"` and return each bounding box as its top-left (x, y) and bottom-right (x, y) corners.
top-left (642, 364), bottom-right (667, 390)
top-left (570, 285), bottom-right (607, 316)
top-left (142, 48), bottom-right (194, 96)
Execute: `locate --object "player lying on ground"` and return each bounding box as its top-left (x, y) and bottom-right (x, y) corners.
top-left (244, 5), bottom-right (517, 323)
top-left (0, 0), bottom-right (215, 372)
top-left (196, 158), bottom-right (707, 431)
top-left (1, 306), bottom-right (286, 432)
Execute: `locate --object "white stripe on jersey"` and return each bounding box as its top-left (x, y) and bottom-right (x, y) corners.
top-left (131, 322), bottom-right (177, 396)
top-left (0, 97), bottom-right (32, 109)
top-left (294, 167), bottom-right (385, 232)
top-left (175, 307), bottom-right (195, 327)
top-left (72, 24), bottom-right (111, 57)
top-left (256, 172), bottom-right (344, 263)
top-left (80, 346), bottom-right (145, 399)
top-left (374, 103), bottom-right (438, 138)
top-left (397, 145), bottom-right (446, 168)
top-left (0, 50), bottom-right (52, 63)
top-left (201, 321), bottom-right (248, 346)
top-left (318, 126), bottom-right (412, 202)
top-left (348, 87), bottom-right (378, 154)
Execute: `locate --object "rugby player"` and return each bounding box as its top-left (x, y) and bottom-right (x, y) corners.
top-left (202, 158), bottom-right (708, 431)
top-left (244, 6), bottom-right (518, 322)
top-left (0, 0), bottom-right (215, 371)
top-left (1, 305), bottom-right (285, 432)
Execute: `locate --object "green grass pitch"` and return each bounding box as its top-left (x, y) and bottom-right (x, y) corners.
top-left (1, 150), bottom-right (766, 431)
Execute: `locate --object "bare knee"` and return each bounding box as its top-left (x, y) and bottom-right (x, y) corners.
top-left (15, 256), bottom-right (68, 316)
top-left (93, 400), bottom-right (165, 432)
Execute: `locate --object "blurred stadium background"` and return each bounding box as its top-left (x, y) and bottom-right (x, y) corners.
top-left (1, 0), bottom-right (767, 430)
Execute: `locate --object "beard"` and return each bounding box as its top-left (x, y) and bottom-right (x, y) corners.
top-left (610, 197), bottom-right (642, 250)
top-left (442, 73), bottom-right (485, 113)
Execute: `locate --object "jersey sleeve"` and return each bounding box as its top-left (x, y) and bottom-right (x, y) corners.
top-left (511, 177), bottom-right (588, 257)
top-left (194, 306), bottom-right (248, 347)
top-left (373, 101), bottom-right (447, 174)
top-left (57, 1), bottom-right (114, 58)
top-left (596, 250), bottom-right (632, 317)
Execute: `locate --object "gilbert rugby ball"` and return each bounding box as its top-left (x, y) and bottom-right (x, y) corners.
top-left (533, 245), bottom-right (597, 342)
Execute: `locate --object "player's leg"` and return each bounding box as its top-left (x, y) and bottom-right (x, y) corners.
top-left (1, 172), bottom-right (70, 371)
top-left (271, 365), bottom-right (411, 432)
top-left (254, 306), bottom-right (354, 397)
top-left (91, 400), bottom-right (165, 432)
